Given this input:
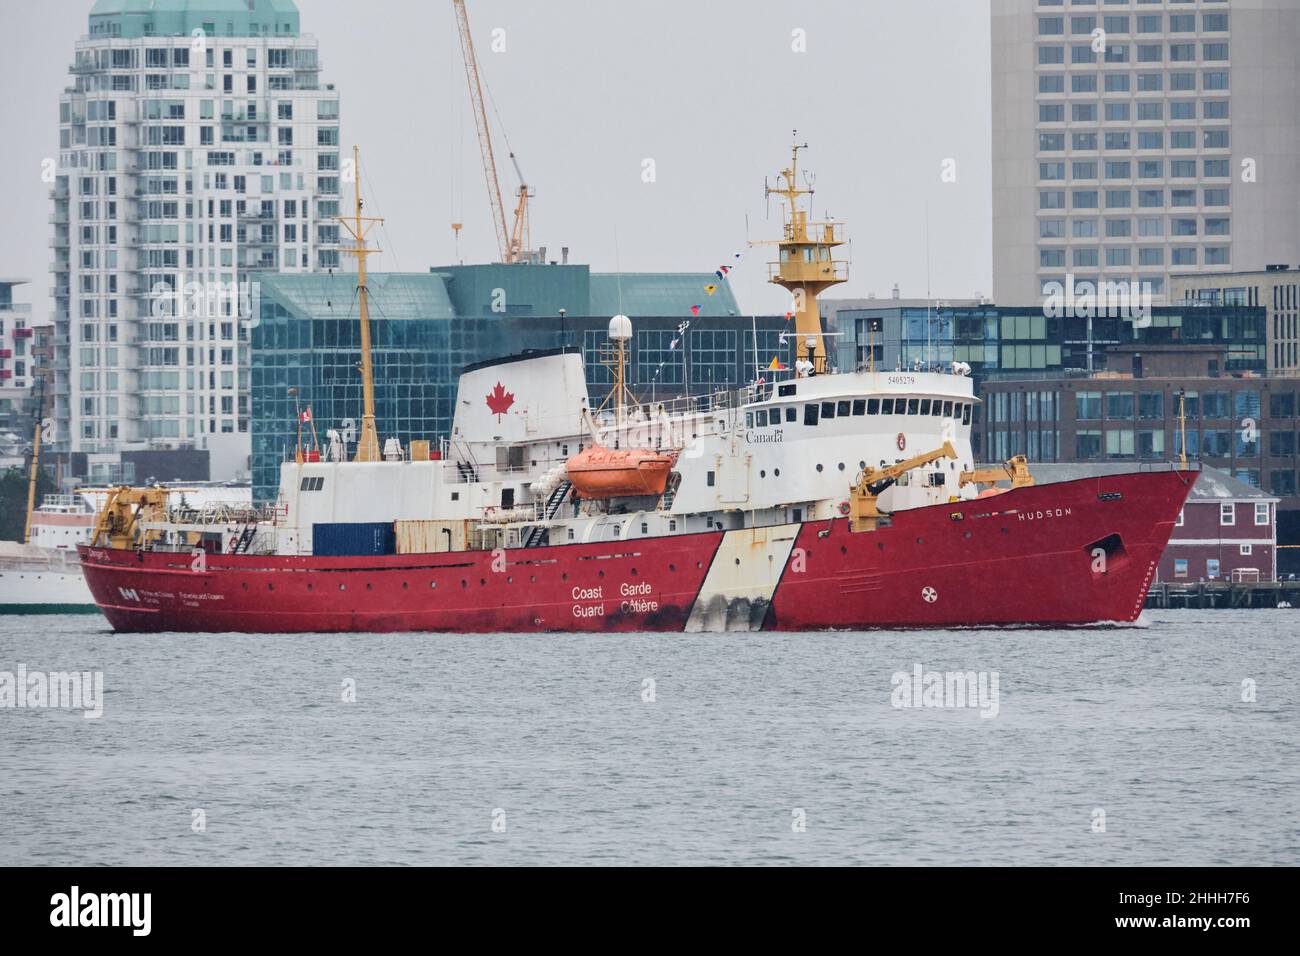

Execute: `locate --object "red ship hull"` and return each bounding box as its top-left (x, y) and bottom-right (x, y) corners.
top-left (79, 469), bottom-right (1195, 633)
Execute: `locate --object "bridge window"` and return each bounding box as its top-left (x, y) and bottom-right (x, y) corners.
top-left (746, 412), bottom-right (754, 428)
top-left (837, 400), bottom-right (850, 416)
top-left (931, 401), bottom-right (943, 416)
top-left (756, 410), bottom-right (767, 427)
top-left (804, 404), bottom-right (819, 426)
top-left (852, 399), bottom-right (866, 416)
top-left (299, 476), bottom-right (324, 491)
top-left (880, 398), bottom-right (894, 414)
top-left (920, 399), bottom-right (931, 415)
top-left (867, 398), bottom-right (880, 415)
top-left (785, 407), bottom-right (797, 423)
top-left (907, 399), bottom-right (920, 415)
top-left (821, 401), bottom-right (835, 419)
top-left (962, 403), bottom-right (972, 425)
top-left (943, 400), bottom-right (954, 417)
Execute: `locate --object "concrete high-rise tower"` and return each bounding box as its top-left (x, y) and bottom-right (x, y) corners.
top-left (50, 0), bottom-right (341, 479)
top-left (992, 0), bottom-right (1300, 306)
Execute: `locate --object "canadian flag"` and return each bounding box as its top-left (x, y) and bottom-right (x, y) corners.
top-left (300, 407), bottom-right (312, 424)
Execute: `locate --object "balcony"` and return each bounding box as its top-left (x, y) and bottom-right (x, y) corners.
top-left (48, 186), bottom-right (68, 200)
top-left (767, 258), bottom-right (851, 286)
top-left (49, 211), bottom-right (68, 225)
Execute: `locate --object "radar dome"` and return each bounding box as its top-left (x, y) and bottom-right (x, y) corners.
top-left (608, 314), bottom-right (632, 341)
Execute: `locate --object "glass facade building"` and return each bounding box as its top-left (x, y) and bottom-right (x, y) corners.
top-left (251, 266), bottom-right (788, 500)
top-left (832, 303), bottom-right (1265, 380)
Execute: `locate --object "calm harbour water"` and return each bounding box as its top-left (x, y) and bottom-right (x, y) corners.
top-left (0, 610), bottom-right (1296, 866)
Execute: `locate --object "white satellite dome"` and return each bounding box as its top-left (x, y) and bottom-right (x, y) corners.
top-left (608, 314), bottom-right (632, 341)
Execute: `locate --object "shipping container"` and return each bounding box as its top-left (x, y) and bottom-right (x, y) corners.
top-left (312, 521), bottom-right (396, 557)
top-left (394, 519), bottom-right (469, 554)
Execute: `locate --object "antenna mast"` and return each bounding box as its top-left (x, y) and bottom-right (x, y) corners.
top-left (336, 144), bottom-right (384, 462)
top-left (763, 135), bottom-right (848, 377)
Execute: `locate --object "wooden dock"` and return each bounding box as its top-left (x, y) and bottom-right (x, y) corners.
top-left (1145, 581), bottom-right (1300, 609)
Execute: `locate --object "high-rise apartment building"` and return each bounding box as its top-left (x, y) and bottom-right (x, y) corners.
top-left (51, 0), bottom-right (340, 479)
top-left (992, 0), bottom-right (1300, 306)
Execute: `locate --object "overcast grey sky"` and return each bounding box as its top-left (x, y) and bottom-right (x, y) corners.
top-left (0, 0), bottom-right (993, 319)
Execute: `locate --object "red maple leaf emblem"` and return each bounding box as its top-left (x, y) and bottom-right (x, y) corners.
top-left (486, 381), bottom-right (515, 420)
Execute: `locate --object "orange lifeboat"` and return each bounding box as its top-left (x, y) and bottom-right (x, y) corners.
top-left (565, 446), bottom-right (677, 499)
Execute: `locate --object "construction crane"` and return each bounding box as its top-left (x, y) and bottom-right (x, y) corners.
top-left (452, 0), bottom-right (532, 264)
top-left (507, 151), bottom-right (532, 263)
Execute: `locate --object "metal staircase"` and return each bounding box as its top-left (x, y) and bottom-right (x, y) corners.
top-left (522, 480), bottom-right (572, 548)
top-left (230, 524), bottom-right (256, 554)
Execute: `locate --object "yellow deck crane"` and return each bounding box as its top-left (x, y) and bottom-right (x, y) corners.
top-left (90, 486), bottom-right (169, 550)
top-left (959, 456), bottom-right (1035, 490)
top-left (452, 0), bottom-right (533, 264)
top-left (848, 441), bottom-right (959, 532)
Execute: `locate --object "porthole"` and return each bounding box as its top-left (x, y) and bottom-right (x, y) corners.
top-left (307, 583), bottom-right (313, 592)
top-left (840, 546), bottom-right (847, 555)
top-left (430, 581), bottom-right (437, 589)
top-left (562, 572), bottom-right (568, 581)
top-left (916, 538), bottom-right (923, 545)
top-left (734, 557), bottom-right (740, 566)
top-left (695, 561), bottom-right (703, 569)
top-left (598, 570), bottom-right (605, 578)
top-left (530, 575), bottom-right (536, 583)
top-left (339, 583), bottom-right (346, 591)
top-left (402, 581), bottom-right (408, 589)
top-left (480, 578), bottom-right (486, 586)
top-left (669, 563), bottom-right (676, 572)
top-left (267, 583), bottom-right (274, 591)
top-left (461, 579), bottom-right (468, 588)
top-left (838, 463), bottom-right (845, 471)
top-left (630, 567), bottom-right (637, 576)
top-left (774, 468), bottom-right (780, 477)
top-left (366, 583), bottom-right (373, 591)
top-left (816, 463), bottom-right (824, 472)
top-left (760, 470), bottom-right (766, 478)
top-left (963, 531), bottom-right (972, 539)
top-left (241, 582), bottom-right (248, 591)
top-left (859, 460), bottom-right (866, 470)
top-left (507, 576), bottom-right (513, 584)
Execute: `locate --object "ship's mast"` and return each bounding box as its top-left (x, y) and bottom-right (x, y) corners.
top-left (336, 145), bottom-right (384, 462)
top-left (765, 138), bottom-right (847, 376)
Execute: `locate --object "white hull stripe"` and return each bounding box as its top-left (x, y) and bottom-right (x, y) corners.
top-left (685, 524), bottom-right (799, 632)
